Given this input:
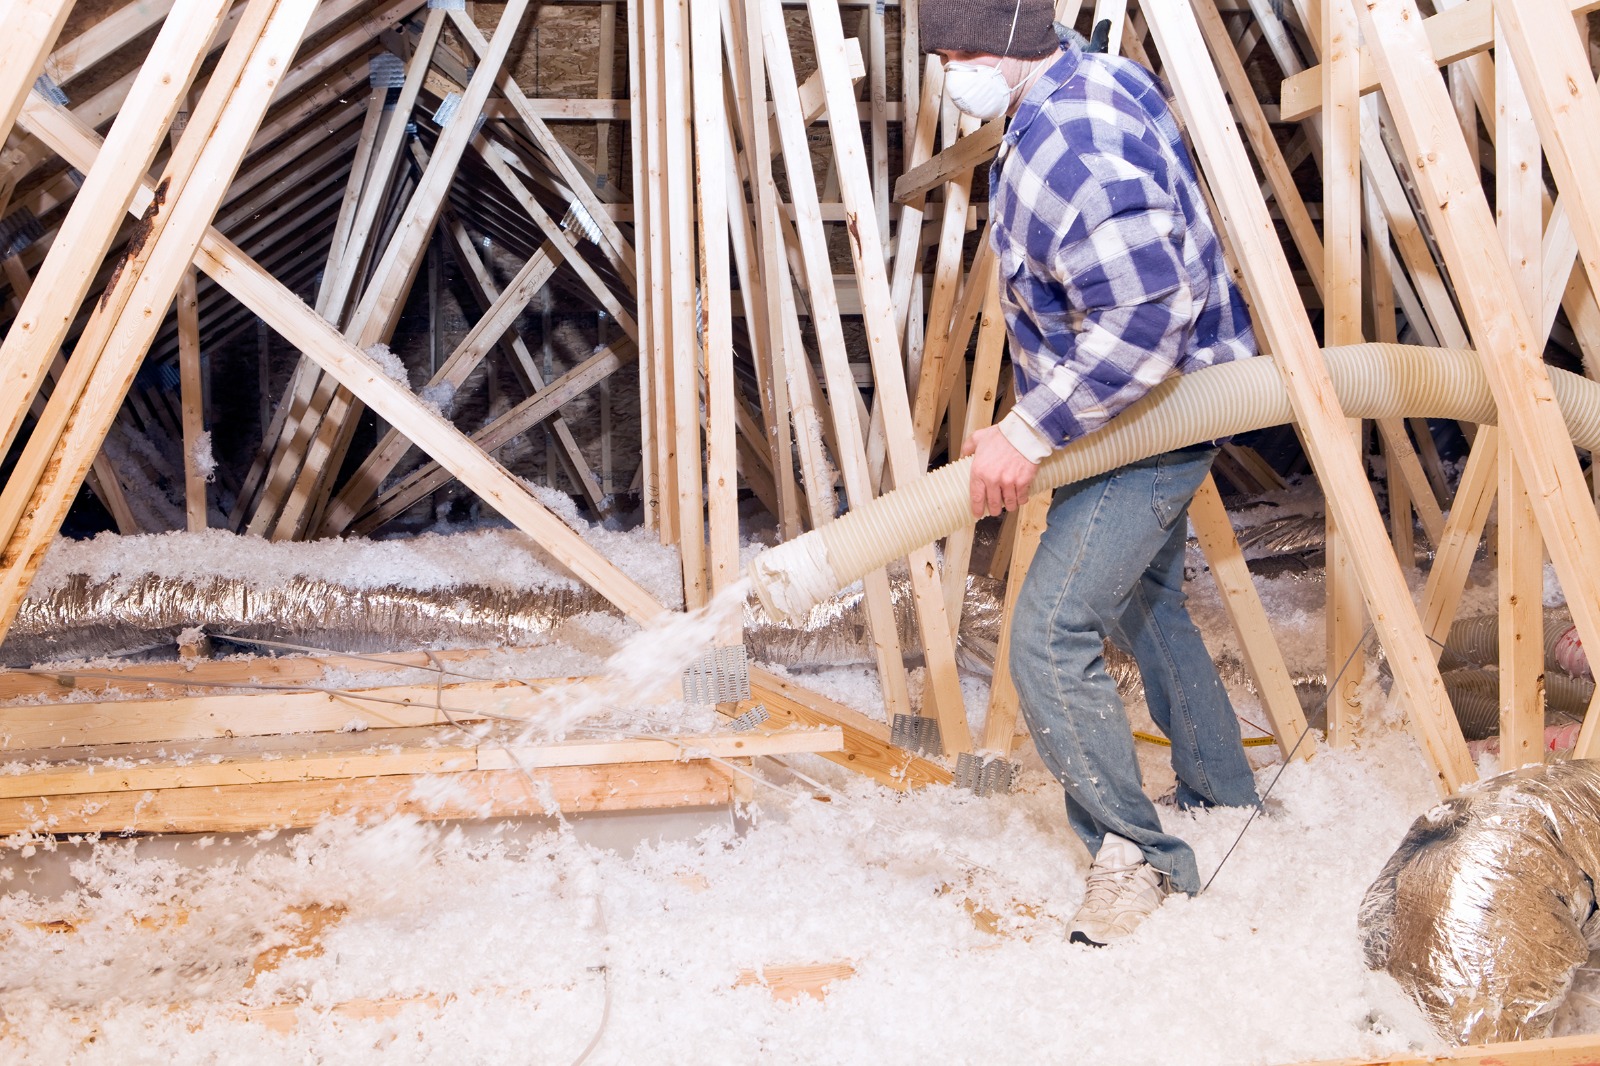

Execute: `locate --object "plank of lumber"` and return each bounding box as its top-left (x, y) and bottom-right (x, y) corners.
top-left (1142, 0), bottom-right (1475, 793)
top-left (1191, 0), bottom-right (1323, 293)
top-left (0, 256), bottom-right (140, 535)
top-left (746, 667), bottom-right (952, 790)
top-left (44, 0), bottom-right (171, 88)
top-left (0, 724), bottom-right (842, 798)
top-left (689, 0), bottom-right (739, 613)
top-left (659, 0), bottom-right (708, 603)
top-left (1294, 1030), bottom-right (1600, 1065)
top-left (348, 340), bottom-right (636, 534)
top-left (1321, 0), bottom-right (1364, 747)
top-left (20, 104), bottom-right (671, 629)
top-left (1496, 0), bottom-right (1600, 353)
top-left (1493, 22), bottom-right (1547, 770)
top-left (722, 7), bottom-right (808, 537)
top-left (0, 0), bottom-right (233, 464)
top-left (0, 647), bottom-right (524, 702)
top-left (1278, 0), bottom-right (1600, 120)
top-left (907, 150), bottom-right (981, 465)
top-left (318, 9), bottom-right (443, 327)
top-left (0, 0), bottom-right (75, 152)
top-left (979, 491), bottom-right (1049, 755)
top-left (1189, 477), bottom-right (1311, 759)
top-left (177, 267), bottom-right (208, 531)
top-left (0, 762), bottom-right (741, 836)
top-left (892, 120), bottom-right (1004, 205)
top-left (941, 268), bottom-right (1006, 625)
top-left (759, 0), bottom-right (916, 729)
top-left (0, 676), bottom-right (567, 750)
top-left (447, 9), bottom-right (637, 285)
top-left (479, 726), bottom-right (844, 770)
top-left (0, 0), bottom-right (313, 645)
top-left (803, 0), bottom-right (974, 753)
top-left (1356, 0), bottom-right (1600, 761)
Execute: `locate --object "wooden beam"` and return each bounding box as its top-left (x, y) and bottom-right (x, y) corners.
top-left (1143, 0), bottom-right (1475, 793)
top-left (21, 111), bottom-right (671, 632)
top-left (0, 0), bottom-right (233, 465)
top-left (0, 0), bottom-right (75, 154)
top-left (45, 0), bottom-right (172, 89)
top-left (1191, 0), bottom-right (1324, 293)
top-left (0, 762), bottom-right (742, 836)
top-left (1322, 0), bottom-right (1364, 747)
top-left (1493, 3), bottom-right (1548, 769)
top-left (448, 9), bottom-right (638, 285)
top-left (804, 0), bottom-right (974, 754)
top-left (1189, 476), bottom-right (1312, 759)
top-left (0, 0), bottom-right (316, 643)
top-left (748, 667), bottom-right (953, 790)
top-left (1278, 0), bottom-right (1600, 120)
top-left (689, 0), bottom-right (739, 610)
top-left (1299, 1031), bottom-right (1600, 1065)
top-left (979, 492), bottom-right (1050, 755)
top-left (1355, 0), bottom-right (1600, 763)
top-left (760, 0), bottom-right (917, 729)
top-left (892, 120), bottom-right (1005, 206)
top-left (1497, 0), bottom-right (1600, 351)
top-left (176, 267), bottom-right (208, 531)
top-left (0, 722), bottom-right (841, 798)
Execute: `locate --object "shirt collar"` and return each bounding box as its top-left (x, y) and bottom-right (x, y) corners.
top-left (1004, 39), bottom-right (1082, 149)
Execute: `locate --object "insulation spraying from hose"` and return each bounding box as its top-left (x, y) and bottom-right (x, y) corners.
top-left (748, 345), bottom-right (1600, 623)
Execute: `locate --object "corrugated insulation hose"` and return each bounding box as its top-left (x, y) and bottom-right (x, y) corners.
top-left (749, 345), bottom-right (1600, 623)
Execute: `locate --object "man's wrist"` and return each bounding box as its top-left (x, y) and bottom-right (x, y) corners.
top-left (996, 410), bottom-right (1054, 463)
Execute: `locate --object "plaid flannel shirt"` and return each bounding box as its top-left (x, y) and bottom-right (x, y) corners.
top-left (991, 41), bottom-right (1258, 461)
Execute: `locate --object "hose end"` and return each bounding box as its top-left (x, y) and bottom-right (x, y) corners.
top-left (747, 535), bottom-right (840, 625)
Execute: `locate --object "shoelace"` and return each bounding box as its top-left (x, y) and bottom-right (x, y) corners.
top-left (1080, 864), bottom-right (1148, 907)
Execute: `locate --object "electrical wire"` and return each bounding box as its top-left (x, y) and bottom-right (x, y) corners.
top-left (1200, 621), bottom-right (1378, 893)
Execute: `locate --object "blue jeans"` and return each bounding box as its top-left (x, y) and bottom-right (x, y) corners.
top-left (1009, 446), bottom-right (1259, 894)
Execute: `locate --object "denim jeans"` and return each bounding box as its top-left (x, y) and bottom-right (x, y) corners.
top-left (1009, 446), bottom-right (1260, 894)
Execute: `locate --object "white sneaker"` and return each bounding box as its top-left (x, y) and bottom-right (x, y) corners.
top-left (1067, 833), bottom-right (1169, 947)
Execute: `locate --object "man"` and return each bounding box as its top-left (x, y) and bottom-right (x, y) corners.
top-left (919, 0), bottom-right (1262, 945)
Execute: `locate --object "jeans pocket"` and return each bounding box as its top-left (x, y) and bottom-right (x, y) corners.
top-left (1151, 448), bottom-right (1216, 529)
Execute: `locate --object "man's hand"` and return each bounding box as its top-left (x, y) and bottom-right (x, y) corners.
top-left (961, 424), bottom-right (1040, 518)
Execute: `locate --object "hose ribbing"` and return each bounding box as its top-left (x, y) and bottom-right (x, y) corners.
top-left (750, 345), bottom-right (1600, 622)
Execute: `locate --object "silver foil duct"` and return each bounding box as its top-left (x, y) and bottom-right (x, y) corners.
top-left (1, 571), bottom-right (1009, 670)
top-left (1359, 760), bottom-right (1600, 1044)
top-left (1232, 513), bottom-right (1328, 557)
top-left (2, 573), bottom-right (615, 666)
top-left (741, 572), bottom-right (1005, 671)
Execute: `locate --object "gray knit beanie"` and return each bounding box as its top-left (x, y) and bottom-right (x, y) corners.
top-left (919, 0), bottom-right (1060, 59)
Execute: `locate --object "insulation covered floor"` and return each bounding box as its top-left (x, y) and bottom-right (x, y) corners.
top-left (0, 518), bottom-right (1592, 1063)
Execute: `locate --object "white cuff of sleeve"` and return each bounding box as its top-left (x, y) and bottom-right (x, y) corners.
top-left (996, 409), bottom-right (1054, 464)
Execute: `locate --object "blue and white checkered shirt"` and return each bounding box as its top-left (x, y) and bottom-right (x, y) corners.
top-left (991, 41), bottom-right (1257, 460)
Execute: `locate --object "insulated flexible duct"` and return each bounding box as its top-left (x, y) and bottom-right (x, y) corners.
top-left (749, 345), bottom-right (1600, 623)
top-left (1442, 611), bottom-right (1592, 681)
top-left (1360, 760), bottom-right (1600, 1044)
top-left (1440, 669), bottom-right (1593, 741)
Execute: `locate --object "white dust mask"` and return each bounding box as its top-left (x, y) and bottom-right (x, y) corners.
top-left (944, 61), bottom-right (1016, 121)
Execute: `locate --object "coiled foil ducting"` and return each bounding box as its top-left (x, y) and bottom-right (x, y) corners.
top-left (1359, 760), bottom-right (1600, 1044)
top-left (0, 571), bottom-right (1008, 670)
